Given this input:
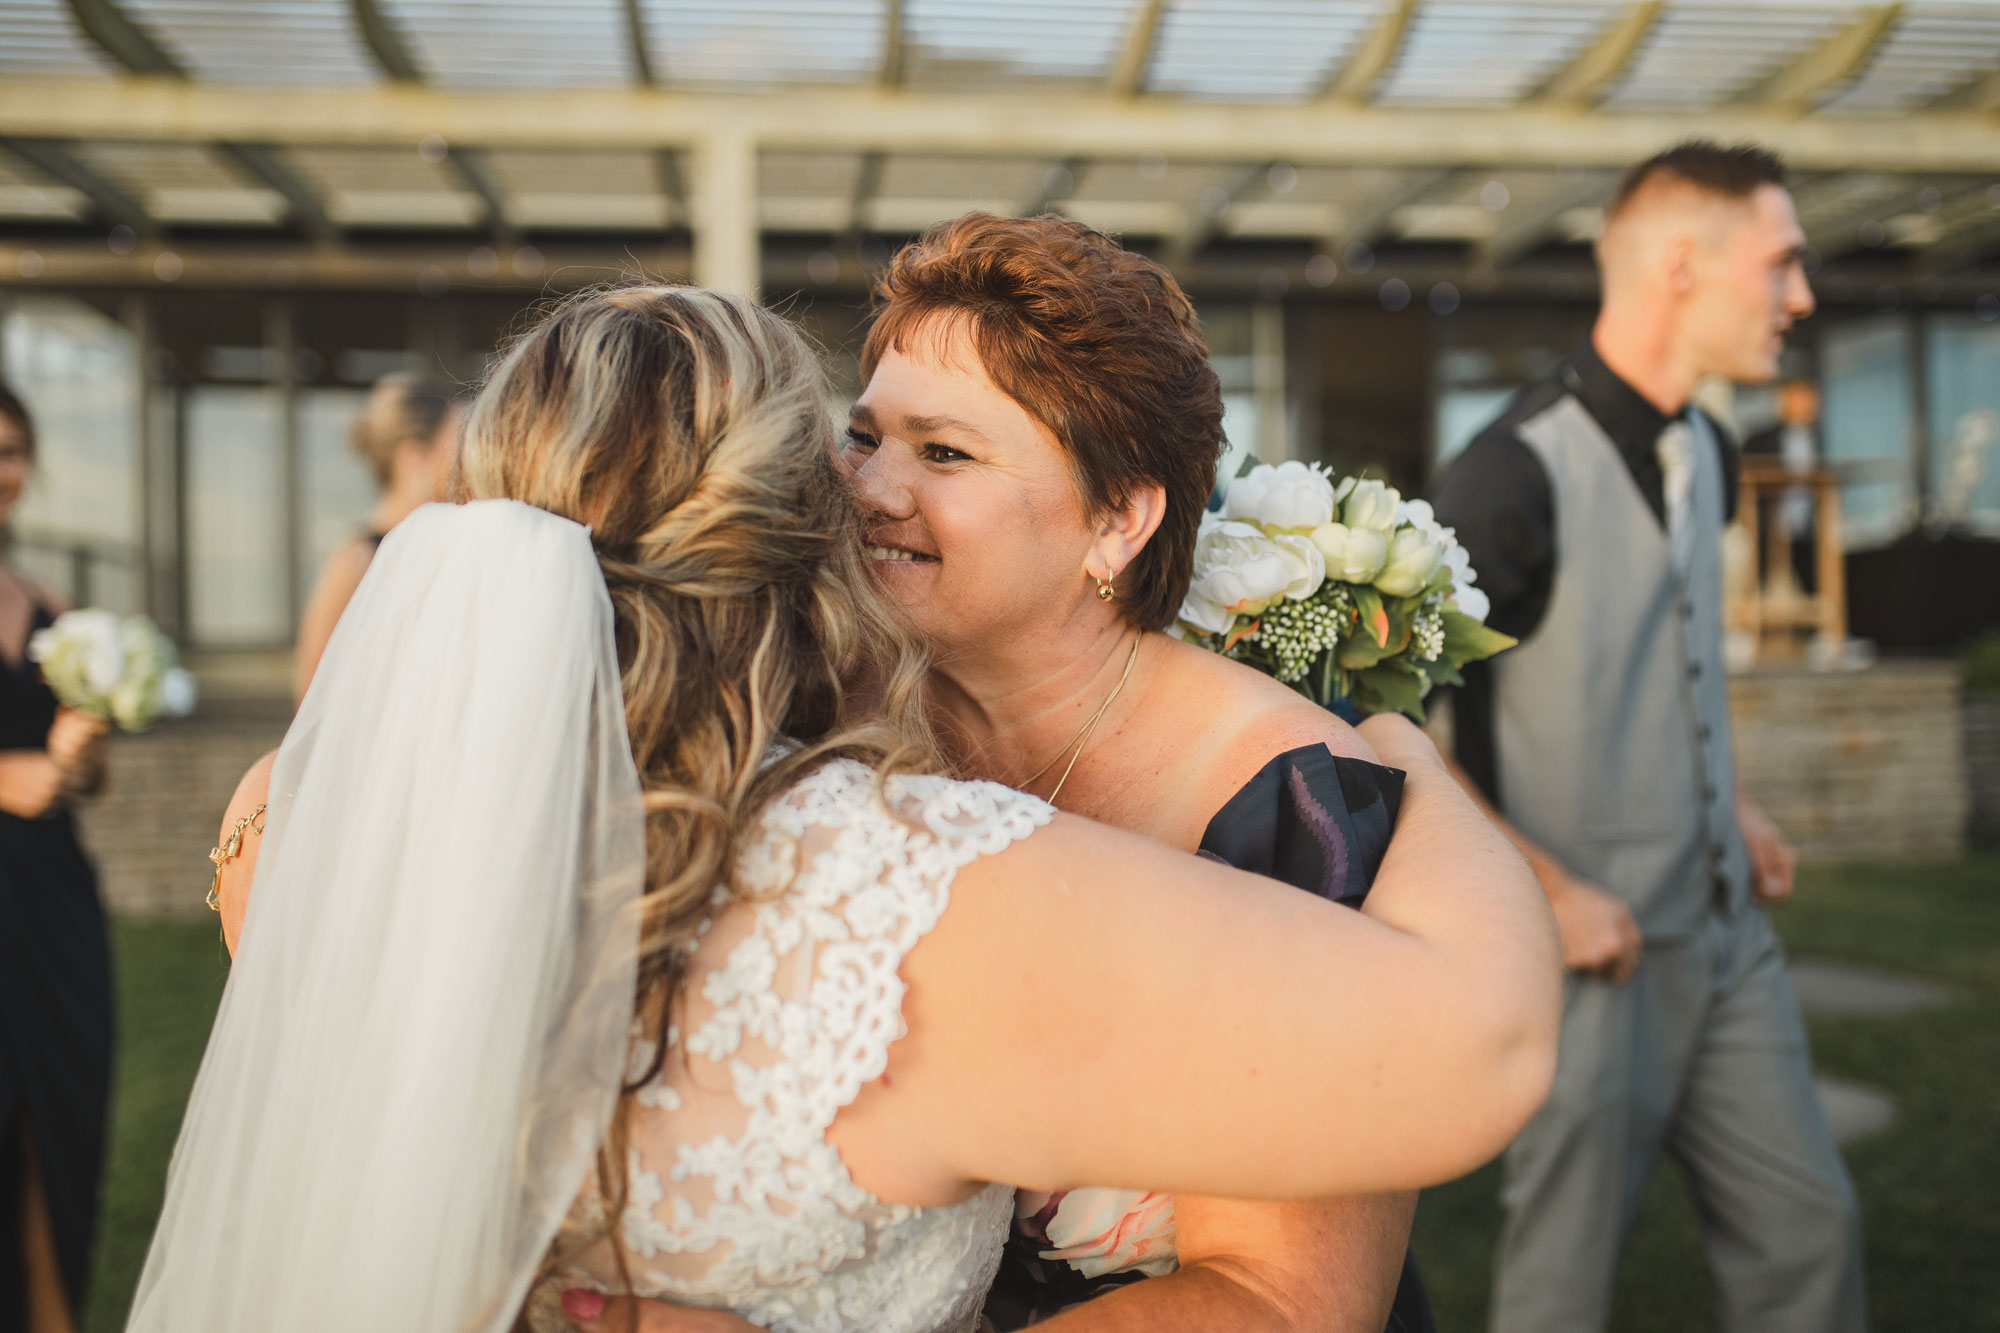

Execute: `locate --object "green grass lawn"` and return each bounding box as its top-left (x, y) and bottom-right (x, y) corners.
top-left (79, 856), bottom-right (2000, 1331)
top-left (1413, 853), bottom-right (2000, 1332)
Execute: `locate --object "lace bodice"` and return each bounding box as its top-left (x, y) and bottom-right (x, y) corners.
top-left (527, 759), bottom-right (1052, 1333)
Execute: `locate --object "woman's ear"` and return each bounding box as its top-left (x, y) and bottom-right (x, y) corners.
top-left (1088, 482), bottom-right (1167, 581)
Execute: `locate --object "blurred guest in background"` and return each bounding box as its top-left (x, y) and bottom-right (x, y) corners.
top-left (1744, 378), bottom-right (1822, 590)
top-left (1431, 143), bottom-right (1864, 1333)
top-left (293, 373), bottom-right (461, 699)
top-left (0, 382), bottom-right (113, 1333)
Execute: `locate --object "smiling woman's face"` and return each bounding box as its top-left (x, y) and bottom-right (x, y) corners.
top-left (841, 320), bottom-right (1103, 657)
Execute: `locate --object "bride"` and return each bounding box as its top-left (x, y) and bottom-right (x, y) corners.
top-left (143, 285), bottom-right (1558, 1333)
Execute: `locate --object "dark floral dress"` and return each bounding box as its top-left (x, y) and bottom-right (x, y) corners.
top-left (983, 744), bottom-right (1434, 1332)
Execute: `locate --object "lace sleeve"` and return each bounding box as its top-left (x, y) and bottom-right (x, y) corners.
top-left (535, 760), bottom-right (1051, 1333)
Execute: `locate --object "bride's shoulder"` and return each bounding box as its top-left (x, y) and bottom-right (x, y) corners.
top-left (743, 757), bottom-right (1054, 890)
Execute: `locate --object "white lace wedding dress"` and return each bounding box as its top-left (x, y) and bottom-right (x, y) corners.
top-left (524, 758), bottom-right (1053, 1333)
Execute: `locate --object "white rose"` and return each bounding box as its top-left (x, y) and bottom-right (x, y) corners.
top-left (68, 610), bottom-right (126, 695)
top-left (1398, 498), bottom-right (1436, 530)
top-left (1271, 532), bottom-right (1326, 600)
top-left (1224, 460), bottom-right (1337, 534)
top-left (1340, 478), bottom-right (1402, 532)
top-left (1309, 522), bottom-right (1388, 583)
top-left (160, 667), bottom-right (199, 718)
top-left (1452, 584), bottom-right (1492, 622)
top-left (1184, 518), bottom-right (1314, 625)
top-left (1375, 526), bottom-right (1447, 597)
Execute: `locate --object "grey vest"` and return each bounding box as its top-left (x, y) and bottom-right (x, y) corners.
top-left (1490, 396), bottom-right (1753, 941)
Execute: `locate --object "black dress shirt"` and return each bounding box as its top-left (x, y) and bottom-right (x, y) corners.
top-left (1429, 340), bottom-right (1739, 803)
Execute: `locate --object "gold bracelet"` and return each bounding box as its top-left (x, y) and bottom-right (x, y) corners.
top-left (206, 803), bottom-right (267, 912)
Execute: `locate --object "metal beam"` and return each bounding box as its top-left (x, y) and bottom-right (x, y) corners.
top-left (1533, 1), bottom-right (1663, 108)
top-left (1329, 165), bottom-right (1454, 255)
top-left (1322, 0), bottom-right (1419, 104)
top-left (64, 0), bottom-right (180, 76)
top-left (447, 148), bottom-right (518, 245)
top-left (1471, 172), bottom-right (1610, 268)
top-left (218, 143), bottom-right (337, 244)
top-left (1163, 161), bottom-right (1271, 267)
top-left (1018, 156), bottom-right (1088, 217)
top-left (847, 151), bottom-right (884, 235)
top-left (350, 0), bottom-right (425, 82)
top-left (1801, 173), bottom-right (1903, 259)
top-left (1107, 0), bottom-right (1169, 98)
top-left (1933, 66), bottom-right (2000, 113)
top-left (66, 0), bottom-right (338, 244)
top-left (1737, 4), bottom-right (1904, 113)
top-left (1923, 212), bottom-right (2000, 275)
top-left (880, 0), bottom-right (907, 87)
top-left (1, 138), bottom-right (154, 235)
top-left (5, 78), bottom-right (2000, 175)
top-left (622, 0), bottom-right (657, 86)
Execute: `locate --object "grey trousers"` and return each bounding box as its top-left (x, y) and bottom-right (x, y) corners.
top-left (1491, 905), bottom-right (1867, 1333)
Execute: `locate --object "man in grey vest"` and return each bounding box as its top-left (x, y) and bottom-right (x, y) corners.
top-left (1432, 142), bottom-right (1865, 1333)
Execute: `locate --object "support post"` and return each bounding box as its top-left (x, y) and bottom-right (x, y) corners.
top-left (266, 299), bottom-right (301, 631)
top-left (691, 132), bottom-right (759, 298)
top-left (1251, 299), bottom-right (1288, 461)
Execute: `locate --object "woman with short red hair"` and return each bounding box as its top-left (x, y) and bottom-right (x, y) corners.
top-left (597, 215), bottom-right (1440, 1332)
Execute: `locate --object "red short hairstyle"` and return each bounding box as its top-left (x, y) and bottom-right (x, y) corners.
top-left (861, 213), bottom-right (1224, 631)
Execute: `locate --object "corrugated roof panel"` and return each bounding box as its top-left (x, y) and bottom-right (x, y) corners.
top-left (1820, 6), bottom-right (2000, 111)
top-left (1376, 2), bottom-right (1622, 106)
top-left (1149, 0), bottom-right (1385, 102)
top-left (640, 0), bottom-right (882, 86)
top-left (124, 0), bottom-right (376, 84)
top-left (1605, 4), bottom-right (1863, 107)
top-left (0, 0), bottom-right (119, 76)
top-left (385, 0), bottom-right (631, 87)
top-left (903, 0), bottom-right (1127, 86)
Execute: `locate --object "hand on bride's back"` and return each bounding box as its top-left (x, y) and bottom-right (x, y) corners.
top-left (1354, 711), bottom-right (1441, 769)
top-left (559, 1289), bottom-right (760, 1332)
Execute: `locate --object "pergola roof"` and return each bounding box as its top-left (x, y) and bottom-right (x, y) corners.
top-left (2, 0), bottom-right (1998, 296)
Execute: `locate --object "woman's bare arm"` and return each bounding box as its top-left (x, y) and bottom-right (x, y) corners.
top-left (1027, 1193), bottom-right (1414, 1332)
top-left (836, 716), bottom-right (1561, 1206)
top-left (214, 751), bottom-right (278, 954)
top-left (293, 541), bottom-right (373, 703)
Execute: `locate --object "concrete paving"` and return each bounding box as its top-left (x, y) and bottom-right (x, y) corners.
top-left (1814, 1075), bottom-right (1899, 1145)
top-left (1789, 956), bottom-right (1952, 1018)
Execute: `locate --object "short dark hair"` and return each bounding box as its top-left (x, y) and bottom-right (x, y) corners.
top-left (0, 381), bottom-right (34, 459)
top-left (1607, 141), bottom-right (1787, 220)
top-left (862, 212), bottom-right (1224, 632)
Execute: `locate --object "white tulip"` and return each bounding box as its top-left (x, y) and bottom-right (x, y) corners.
top-left (1341, 478), bottom-right (1402, 532)
top-left (1309, 522), bottom-right (1388, 583)
top-left (1375, 526), bottom-right (1447, 597)
top-left (1225, 460), bottom-right (1338, 534)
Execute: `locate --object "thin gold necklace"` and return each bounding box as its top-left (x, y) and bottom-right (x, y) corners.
top-left (1016, 631), bottom-right (1143, 808)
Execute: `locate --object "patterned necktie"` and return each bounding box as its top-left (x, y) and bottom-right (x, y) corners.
top-left (1656, 420), bottom-right (1696, 572)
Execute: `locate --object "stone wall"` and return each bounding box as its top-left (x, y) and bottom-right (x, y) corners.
top-left (1966, 692), bottom-right (2000, 847)
top-left (74, 688), bottom-right (289, 918)
top-left (1730, 661), bottom-right (1969, 863)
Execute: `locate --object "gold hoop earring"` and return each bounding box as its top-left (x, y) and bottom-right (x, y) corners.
top-left (1095, 572), bottom-right (1116, 602)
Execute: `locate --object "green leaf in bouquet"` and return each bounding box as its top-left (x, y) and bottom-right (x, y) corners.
top-left (1351, 586), bottom-right (1391, 648)
top-left (1439, 609), bottom-right (1517, 667)
top-left (1353, 662), bottom-right (1429, 721)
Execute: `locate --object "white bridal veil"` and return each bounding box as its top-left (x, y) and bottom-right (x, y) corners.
top-left (128, 500), bottom-right (644, 1333)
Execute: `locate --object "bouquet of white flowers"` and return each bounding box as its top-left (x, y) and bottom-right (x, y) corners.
top-left (1176, 460), bottom-right (1515, 718)
top-left (28, 609), bottom-right (198, 732)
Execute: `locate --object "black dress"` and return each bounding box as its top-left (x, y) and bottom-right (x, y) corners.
top-left (0, 604), bottom-right (113, 1330)
top-left (984, 744), bottom-right (1435, 1332)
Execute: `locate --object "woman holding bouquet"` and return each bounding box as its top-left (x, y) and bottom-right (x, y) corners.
top-left (591, 215), bottom-right (1472, 1333)
top-left (0, 382), bottom-right (112, 1333)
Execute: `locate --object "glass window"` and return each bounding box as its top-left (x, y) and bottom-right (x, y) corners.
top-left (0, 298), bottom-right (144, 613)
top-left (1925, 315), bottom-right (2000, 537)
top-left (1820, 316), bottom-right (1917, 550)
top-left (296, 388), bottom-right (376, 609)
top-left (186, 387), bottom-right (287, 646)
